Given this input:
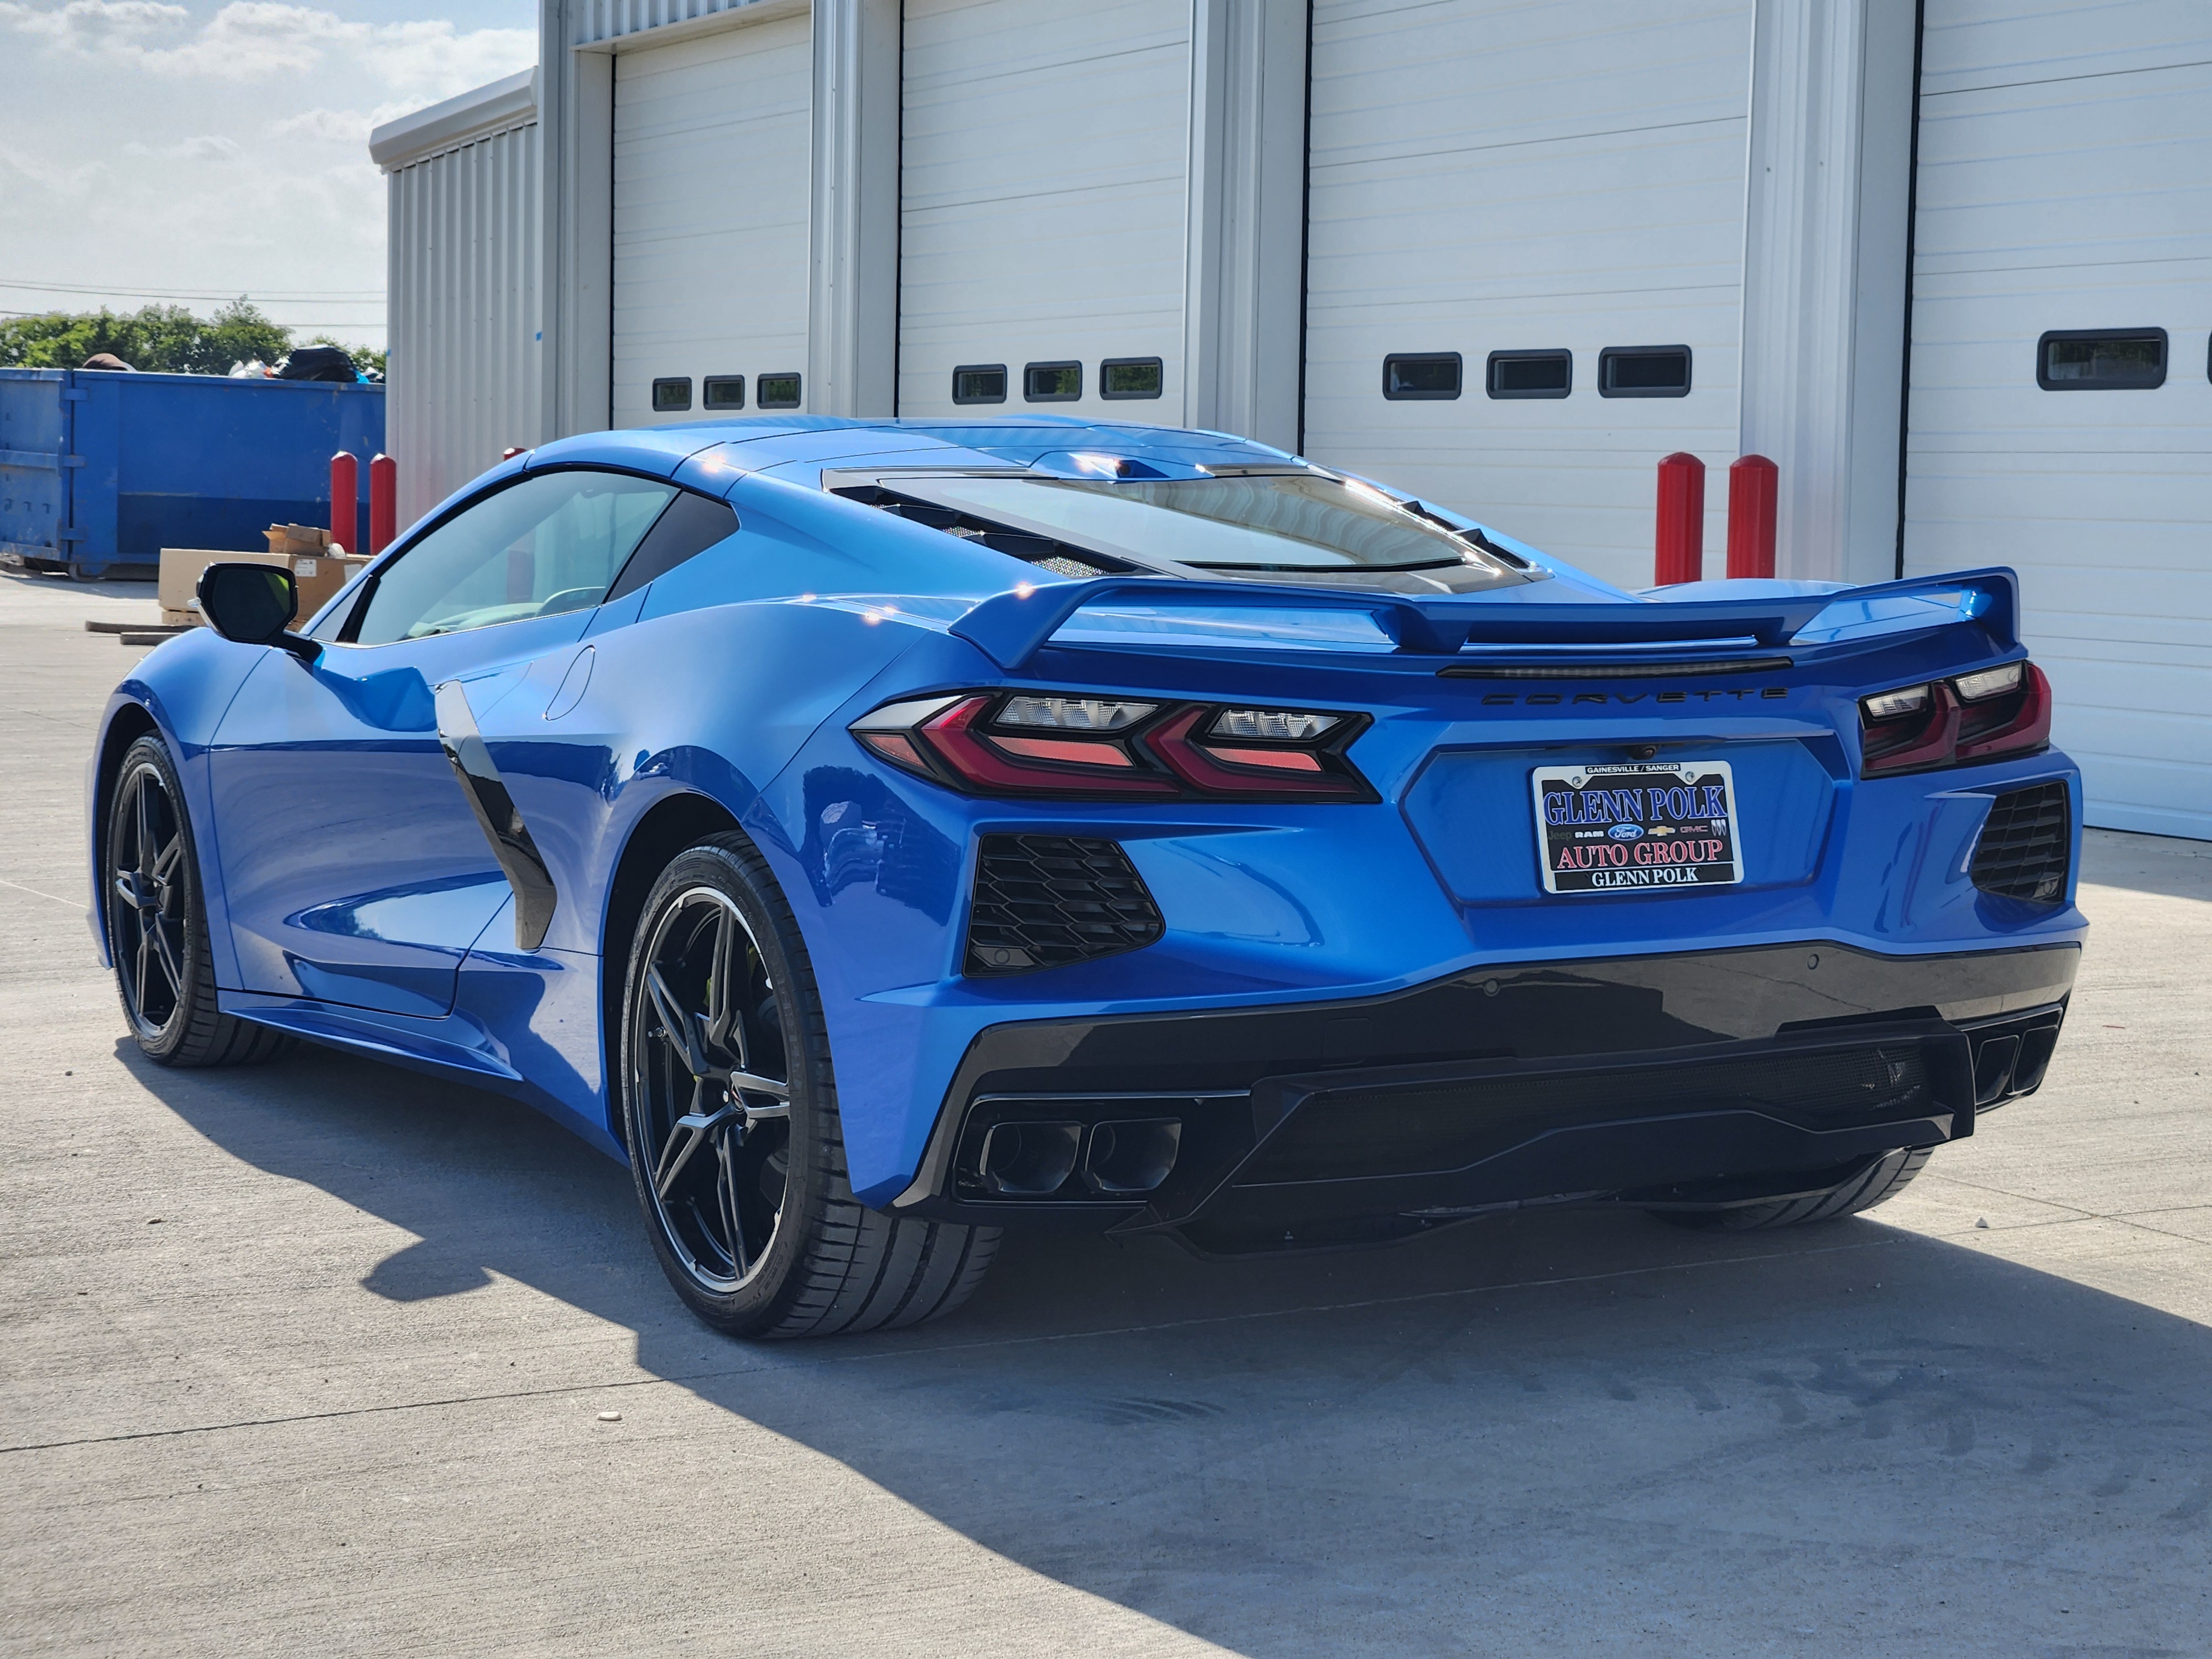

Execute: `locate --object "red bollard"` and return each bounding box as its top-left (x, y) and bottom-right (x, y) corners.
top-left (1653, 452), bottom-right (1705, 586)
top-left (1726, 454), bottom-right (1778, 579)
top-left (368, 453), bottom-right (397, 555)
top-left (329, 451), bottom-right (358, 558)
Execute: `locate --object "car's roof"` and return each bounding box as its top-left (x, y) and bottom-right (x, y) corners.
top-left (523, 415), bottom-right (1303, 484)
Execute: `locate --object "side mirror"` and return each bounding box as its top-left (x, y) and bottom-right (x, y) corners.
top-left (197, 563), bottom-right (320, 661)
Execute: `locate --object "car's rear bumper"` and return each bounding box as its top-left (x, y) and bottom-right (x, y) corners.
top-left (888, 939), bottom-right (2078, 1252)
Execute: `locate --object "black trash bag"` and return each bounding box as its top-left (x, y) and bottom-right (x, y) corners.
top-left (82, 352), bottom-right (135, 371)
top-left (275, 346), bottom-right (358, 383)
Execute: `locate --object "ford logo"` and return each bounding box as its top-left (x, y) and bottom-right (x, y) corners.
top-left (1607, 822), bottom-right (1644, 841)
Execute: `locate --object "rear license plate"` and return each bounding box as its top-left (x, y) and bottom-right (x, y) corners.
top-left (1532, 760), bottom-right (1744, 895)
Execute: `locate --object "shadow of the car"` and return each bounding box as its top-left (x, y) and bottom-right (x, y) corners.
top-left (119, 1036), bottom-right (2212, 1654)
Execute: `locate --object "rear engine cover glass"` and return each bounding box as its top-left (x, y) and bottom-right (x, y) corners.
top-left (896, 473), bottom-right (1520, 578)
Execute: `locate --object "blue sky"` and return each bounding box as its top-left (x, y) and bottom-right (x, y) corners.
top-left (2, 0), bottom-right (539, 349)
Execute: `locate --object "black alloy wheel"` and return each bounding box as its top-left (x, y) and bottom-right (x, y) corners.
top-left (109, 750), bottom-right (188, 1041)
top-left (103, 734), bottom-right (292, 1067)
top-left (630, 883), bottom-right (794, 1290)
top-left (619, 834), bottom-right (1001, 1338)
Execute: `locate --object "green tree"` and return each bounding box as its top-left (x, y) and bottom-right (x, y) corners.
top-left (0, 299), bottom-right (377, 377)
top-left (196, 298), bottom-right (292, 374)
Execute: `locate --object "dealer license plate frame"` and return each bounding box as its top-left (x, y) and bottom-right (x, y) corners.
top-left (1531, 759), bottom-right (1745, 896)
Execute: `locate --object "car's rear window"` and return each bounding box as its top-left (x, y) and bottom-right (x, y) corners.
top-left (895, 473), bottom-right (1514, 578)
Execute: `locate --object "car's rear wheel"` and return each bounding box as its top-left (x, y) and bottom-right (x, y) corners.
top-left (106, 734), bottom-right (293, 1067)
top-left (1653, 1146), bottom-right (1933, 1231)
top-left (619, 833), bottom-right (998, 1338)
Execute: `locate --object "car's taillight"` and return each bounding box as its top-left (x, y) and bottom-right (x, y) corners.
top-left (916, 695), bottom-right (1180, 796)
top-left (1860, 660), bottom-right (2051, 777)
top-left (850, 692), bottom-right (1371, 801)
top-left (1142, 708), bottom-right (1363, 797)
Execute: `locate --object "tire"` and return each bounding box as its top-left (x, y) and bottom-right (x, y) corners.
top-left (619, 832), bottom-right (999, 1339)
top-left (1654, 1147), bottom-right (1933, 1232)
top-left (105, 734), bottom-right (294, 1067)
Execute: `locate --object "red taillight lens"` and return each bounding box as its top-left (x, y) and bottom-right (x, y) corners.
top-left (1860, 683), bottom-right (1961, 775)
top-left (1956, 661), bottom-right (2051, 761)
top-left (854, 730), bottom-right (930, 771)
top-left (1860, 660), bottom-right (2050, 777)
top-left (1142, 707), bottom-right (1363, 797)
top-left (850, 693), bottom-right (1371, 801)
top-left (917, 696), bottom-right (1178, 796)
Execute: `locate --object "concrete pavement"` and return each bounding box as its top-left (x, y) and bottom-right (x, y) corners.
top-left (4, 568), bottom-right (2209, 1656)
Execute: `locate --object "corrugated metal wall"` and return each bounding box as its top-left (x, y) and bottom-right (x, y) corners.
top-left (387, 121), bottom-right (543, 527)
top-left (573, 0), bottom-right (792, 46)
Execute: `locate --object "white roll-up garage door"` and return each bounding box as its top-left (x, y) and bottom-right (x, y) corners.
top-left (612, 11), bottom-right (812, 428)
top-left (1904, 3), bottom-right (2211, 840)
top-left (1303, 0), bottom-right (1753, 593)
top-left (898, 0), bottom-right (1190, 421)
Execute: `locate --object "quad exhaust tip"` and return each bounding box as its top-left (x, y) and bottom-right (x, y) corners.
top-left (977, 1120), bottom-right (1083, 1196)
top-left (976, 1117), bottom-right (1183, 1198)
top-left (1083, 1118), bottom-right (1182, 1194)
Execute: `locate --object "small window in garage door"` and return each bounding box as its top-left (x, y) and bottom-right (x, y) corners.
top-left (1383, 353), bottom-right (1462, 400)
top-left (1488, 349), bottom-right (1572, 399)
top-left (953, 364), bottom-right (1007, 404)
top-left (1598, 346), bottom-right (1692, 398)
top-left (2036, 328), bottom-right (2167, 390)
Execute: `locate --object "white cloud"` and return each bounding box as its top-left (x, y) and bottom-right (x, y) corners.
top-left (352, 17), bottom-right (538, 97)
top-left (121, 133), bottom-right (244, 161)
top-left (265, 107), bottom-right (374, 145)
top-left (0, 145), bottom-right (113, 202)
top-left (0, 0), bottom-right (191, 49)
top-left (0, 1), bottom-right (533, 98)
top-left (153, 1), bottom-right (348, 75)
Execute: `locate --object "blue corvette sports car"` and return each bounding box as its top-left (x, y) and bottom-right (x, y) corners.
top-left (90, 417), bottom-right (2084, 1337)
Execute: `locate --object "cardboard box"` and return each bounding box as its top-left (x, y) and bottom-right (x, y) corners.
top-left (265, 523), bottom-right (335, 558)
top-left (158, 547), bottom-right (273, 614)
top-left (289, 552), bottom-right (371, 618)
top-left (158, 547), bottom-right (371, 628)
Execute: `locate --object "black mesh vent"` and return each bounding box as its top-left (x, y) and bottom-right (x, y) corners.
top-left (1241, 1042), bottom-right (1937, 1186)
top-left (1971, 782), bottom-right (2070, 902)
top-left (966, 835), bottom-right (1164, 976)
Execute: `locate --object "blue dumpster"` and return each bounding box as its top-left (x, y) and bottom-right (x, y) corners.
top-left (0, 368), bottom-right (385, 579)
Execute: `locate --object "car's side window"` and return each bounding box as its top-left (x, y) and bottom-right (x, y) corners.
top-left (348, 470), bottom-right (680, 645)
top-left (606, 491), bottom-right (739, 603)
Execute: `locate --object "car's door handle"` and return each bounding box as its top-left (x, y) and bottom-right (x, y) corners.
top-left (433, 680), bottom-right (558, 952)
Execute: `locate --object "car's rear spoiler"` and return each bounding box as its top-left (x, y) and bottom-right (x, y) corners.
top-left (948, 568), bottom-right (2020, 671)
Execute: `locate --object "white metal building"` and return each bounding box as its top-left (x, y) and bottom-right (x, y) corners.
top-left (371, 0), bottom-right (2210, 840)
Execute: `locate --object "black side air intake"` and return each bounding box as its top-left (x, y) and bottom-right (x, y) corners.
top-left (965, 834), bottom-right (1164, 975)
top-left (1971, 782), bottom-right (2070, 902)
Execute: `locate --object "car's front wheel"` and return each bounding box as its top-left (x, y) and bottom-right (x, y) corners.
top-left (619, 832), bottom-right (998, 1338)
top-left (105, 734), bottom-right (294, 1067)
